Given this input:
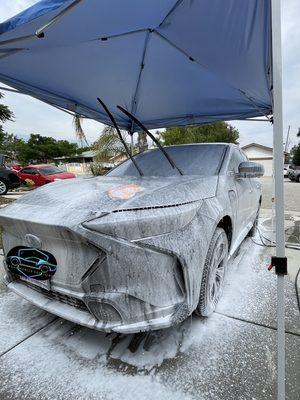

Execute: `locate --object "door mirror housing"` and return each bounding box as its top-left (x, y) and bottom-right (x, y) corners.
top-left (236, 161), bottom-right (264, 179)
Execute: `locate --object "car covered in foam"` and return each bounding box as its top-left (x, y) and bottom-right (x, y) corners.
top-left (0, 143), bottom-right (263, 333)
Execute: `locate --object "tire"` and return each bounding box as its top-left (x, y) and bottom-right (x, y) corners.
top-left (297, 175), bottom-right (300, 183)
top-left (196, 227), bottom-right (228, 317)
top-left (0, 179), bottom-right (8, 195)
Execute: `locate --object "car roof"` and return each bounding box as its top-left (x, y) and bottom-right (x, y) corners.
top-left (161, 143), bottom-right (233, 149)
top-left (26, 164), bottom-right (53, 168)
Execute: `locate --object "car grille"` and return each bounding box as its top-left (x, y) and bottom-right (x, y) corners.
top-left (19, 279), bottom-right (88, 311)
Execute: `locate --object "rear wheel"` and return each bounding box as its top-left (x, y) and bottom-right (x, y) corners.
top-left (196, 227), bottom-right (228, 317)
top-left (0, 179), bottom-right (8, 195)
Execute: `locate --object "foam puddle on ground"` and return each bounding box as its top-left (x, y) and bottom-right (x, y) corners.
top-left (0, 316), bottom-right (204, 400)
top-left (53, 315), bottom-right (195, 371)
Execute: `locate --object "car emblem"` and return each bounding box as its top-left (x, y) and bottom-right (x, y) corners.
top-left (25, 234), bottom-right (42, 249)
top-left (108, 184), bottom-right (144, 200)
top-left (6, 246), bottom-right (57, 281)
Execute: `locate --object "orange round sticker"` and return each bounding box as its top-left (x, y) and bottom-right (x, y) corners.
top-left (108, 184), bottom-right (144, 200)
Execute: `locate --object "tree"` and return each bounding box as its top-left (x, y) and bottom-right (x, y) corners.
top-left (0, 132), bottom-right (25, 160)
top-left (93, 126), bottom-right (127, 163)
top-left (73, 114), bottom-right (89, 147)
top-left (137, 131), bottom-right (148, 152)
top-left (158, 122), bottom-right (239, 146)
top-left (291, 144), bottom-right (300, 166)
top-left (13, 134), bottom-right (80, 164)
top-left (0, 92), bottom-right (14, 125)
top-left (0, 92), bottom-right (15, 155)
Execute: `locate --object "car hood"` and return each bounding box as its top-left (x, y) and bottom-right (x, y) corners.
top-left (0, 175), bottom-right (218, 227)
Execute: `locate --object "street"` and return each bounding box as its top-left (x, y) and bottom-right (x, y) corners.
top-left (260, 177), bottom-right (300, 212)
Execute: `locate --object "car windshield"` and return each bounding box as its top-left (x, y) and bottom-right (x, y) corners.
top-left (38, 166), bottom-right (64, 175)
top-left (108, 144), bottom-right (227, 177)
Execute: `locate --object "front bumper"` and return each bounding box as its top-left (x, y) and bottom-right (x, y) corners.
top-left (4, 274), bottom-right (186, 333)
top-left (2, 221), bottom-right (187, 333)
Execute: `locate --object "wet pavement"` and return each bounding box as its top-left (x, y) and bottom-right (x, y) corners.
top-left (0, 232), bottom-right (299, 400)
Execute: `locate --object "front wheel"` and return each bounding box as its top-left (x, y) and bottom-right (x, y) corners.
top-left (0, 179), bottom-right (8, 195)
top-left (196, 227), bottom-right (228, 317)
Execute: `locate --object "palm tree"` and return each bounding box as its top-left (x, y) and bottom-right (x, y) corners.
top-left (73, 113), bottom-right (89, 147)
top-left (137, 131), bottom-right (148, 152)
top-left (0, 92), bottom-right (14, 124)
top-left (93, 125), bottom-right (128, 163)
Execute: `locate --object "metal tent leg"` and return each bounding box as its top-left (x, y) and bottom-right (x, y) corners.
top-left (271, 0), bottom-right (287, 399)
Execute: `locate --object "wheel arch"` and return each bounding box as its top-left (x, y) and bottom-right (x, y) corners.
top-left (217, 215), bottom-right (233, 250)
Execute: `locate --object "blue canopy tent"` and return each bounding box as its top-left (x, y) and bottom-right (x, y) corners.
top-left (0, 0), bottom-right (273, 129)
top-left (0, 1), bottom-right (286, 398)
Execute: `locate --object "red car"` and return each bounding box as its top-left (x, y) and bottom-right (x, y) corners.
top-left (17, 165), bottom-right (76, 187)
top-left (10, 164), bottom-right (22, 172)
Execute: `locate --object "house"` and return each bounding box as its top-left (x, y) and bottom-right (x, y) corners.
top-left (54, 150), bottom-right (98, 175)
top-left (54, 151), bottom-right (127, 175)
top-left (241, 143), bottom-right (289, 177)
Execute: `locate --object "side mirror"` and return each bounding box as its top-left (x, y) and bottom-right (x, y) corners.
top-left (236, 161), bottom-right (264, 178)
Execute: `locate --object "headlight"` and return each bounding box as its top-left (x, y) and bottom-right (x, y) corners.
top-left (83, 201), bottom-right (201, 240)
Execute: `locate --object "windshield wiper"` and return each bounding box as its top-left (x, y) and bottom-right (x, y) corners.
top-left (117, 105), bottom-right (183, 176)
top-left (97, 98), bottom-right (143, 177)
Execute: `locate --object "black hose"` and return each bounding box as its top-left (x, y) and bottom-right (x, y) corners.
top-left (296, 268), bottom-right (300, 313)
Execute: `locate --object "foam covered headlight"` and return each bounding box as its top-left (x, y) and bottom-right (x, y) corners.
top-left (83, 201), bottom-right (201, 240)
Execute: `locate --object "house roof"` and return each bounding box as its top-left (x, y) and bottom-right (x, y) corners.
top-left (241, 143), bottom-right (273, 152)
top-left (53, 150), bottom-right (97, 160)
top-left (81, 150), bottom-right (97, 158)
top-left (242, 142), bottom-right (289, 155)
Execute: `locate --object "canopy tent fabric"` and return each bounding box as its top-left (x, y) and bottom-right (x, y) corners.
top-left (0, 0), bottom-right (272, 131)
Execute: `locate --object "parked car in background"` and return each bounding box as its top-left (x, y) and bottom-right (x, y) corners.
top-left (10, 164), bottom-right (22, 172)
top-left (288, 168), bottom-right (300, 182)
top-left (0, 144), bottom-right (264, 333)
top-left (17, 165), bottom-right (76, 187)
top-left (0, 155), bottom-right (21, 195)
top-left (287, 165), bottom-right (300, 182)
top-left (284, 164), bottom-right (290, 178)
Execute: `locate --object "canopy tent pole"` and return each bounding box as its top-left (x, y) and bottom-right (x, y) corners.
top-left (271, 0), bottom-right (287, 399)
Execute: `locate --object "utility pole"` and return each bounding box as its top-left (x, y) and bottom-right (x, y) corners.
top-left (284, 125), bottom-right (290, 153)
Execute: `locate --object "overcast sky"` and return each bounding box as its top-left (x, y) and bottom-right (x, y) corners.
top-left (0, 0), bottom-right (299, 149)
